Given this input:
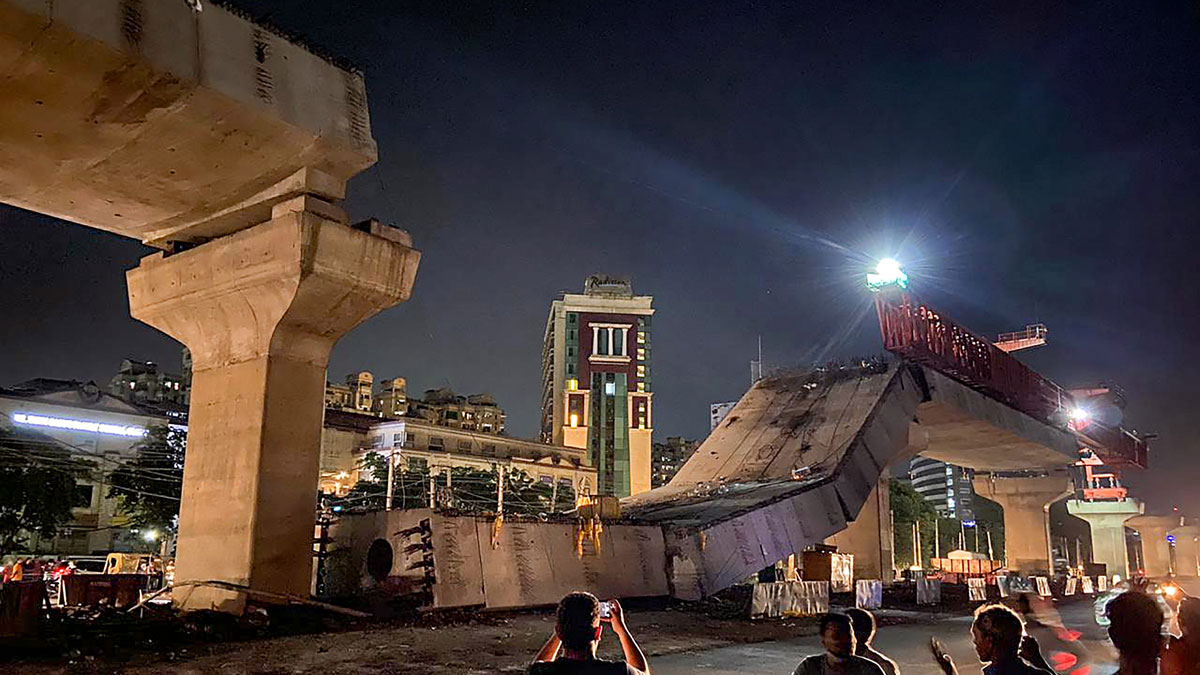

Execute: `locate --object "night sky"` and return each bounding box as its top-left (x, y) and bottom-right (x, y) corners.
top-left (2, 2), bottom-right (1198, 514)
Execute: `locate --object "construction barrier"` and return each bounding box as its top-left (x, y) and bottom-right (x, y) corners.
top-left (59, 574), bottom-right (155, 609)
top-left (750, 581), bottom-right (830, 619)
top-left (916, 577), bottom-right (942, 605)
top-left (1065, 577), bottom-right (1077, 596)
top-left (930, 557), bottom-right (1003, 577)
top-left (1097, 576), bottom-right (1109, 592)
top-left (967, 578), bottom-right (986, 601)
top-left (855, 579), bottom-right (882, 609)
top-left (1034, 577), bottom-right (1052, 597)
top-left (1081, 577), bottom-right (1094, 594)
top-left (0, 581), bottom-right (46, 638)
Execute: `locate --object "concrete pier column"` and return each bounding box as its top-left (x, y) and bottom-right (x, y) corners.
top-left (127, 192), bottom-right (420, 613)
top-left (1127, 515), bottom-right (1184, 578)
top-left (1170, 525), bottom-right (1200, 577)
top-left (1066, 498), bottom-right (1143, 580)
top-left (973, 473), bottom-right (1072, 575)
top-left (825, 477), bottom-right (892, 582)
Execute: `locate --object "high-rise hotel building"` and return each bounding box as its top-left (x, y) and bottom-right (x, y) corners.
top-left (541, 276), bottom-right (654, 497)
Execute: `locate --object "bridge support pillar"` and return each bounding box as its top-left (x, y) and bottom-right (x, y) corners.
top-left (1127, 515), bottom-right (1184, 578)
top-left (825, 477), bottom-right (892, 583)
top-left (1170, 525), bottom-right (1200, 578)
top-left (973, 473), bottom-right (1072, 575)
top-left (127, 192), bottom-right (420, 613)
top-left (1066, 498), bottom-right (1142, 580)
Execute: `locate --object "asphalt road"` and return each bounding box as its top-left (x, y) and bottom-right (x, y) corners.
top-left (653, 600), bottom-right (1119, 675)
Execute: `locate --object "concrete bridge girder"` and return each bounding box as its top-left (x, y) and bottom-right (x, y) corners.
top-left (1066, 498), bottom-right (1143, 579)
top-left (1170, 525), bottom-right (1200, 577)
top-left (973, 474), bottom-right (1074, 575)
top-left (0, 0), bottom-right (420, 614)
top-left (0, 0), bottom-right (375, 246)
top-left (1127, 515), bottom-right (1185, 578)
top-left (128, 196), bottom-right (419, 612)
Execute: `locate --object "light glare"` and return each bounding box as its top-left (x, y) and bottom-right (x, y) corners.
top-left (13, 412), bottom-right (148, 437)
top-left (866, 258), bottom-right (909, 291)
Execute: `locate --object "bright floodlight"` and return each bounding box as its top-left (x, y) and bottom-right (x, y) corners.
top-left (142, 529), bottom-right (159, 542)
top-left (1069, 407), bottom-right (1090, 422)
top-left (866, 258), bottom-right (909, 291)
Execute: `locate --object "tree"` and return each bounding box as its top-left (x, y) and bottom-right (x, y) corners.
top-left (0, 432), bottom-right (88, 552)
top-left (108, 424), bottom-right (185, 538)
top-left (890, 478), bottom-right (939, 567)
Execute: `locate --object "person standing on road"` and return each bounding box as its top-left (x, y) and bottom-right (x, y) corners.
top-left (846, 608), bottom-right (900, 675)
top-left (530, 592), bottom-right (649, 674)
top-left (1163, 596), bottom-right (1200, 675)
top-left (1106, 590), bottom-right (1166, 675)
top-left (930, 604), bottom-right (1053, 675)
top-left (793, 613), bottom-right (887, 675)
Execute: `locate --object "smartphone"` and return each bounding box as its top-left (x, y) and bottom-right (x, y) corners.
top-left (598, 601), bottom-right (612, 618)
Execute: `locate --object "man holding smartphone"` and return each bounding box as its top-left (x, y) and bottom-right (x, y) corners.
top-left (531, 592), bottom-right (650, 674)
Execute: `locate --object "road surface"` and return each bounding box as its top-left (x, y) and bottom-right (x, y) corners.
top-left (653, 601), bottom-right (1118, 675)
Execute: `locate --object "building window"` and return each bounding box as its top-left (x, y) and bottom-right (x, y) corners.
top-left (604, 381), bottom-right (616, 396)
top-left (457, 440), bottom-right (471, 450)
top-left (370, 436), bottom-right (384, 449)
top-left (72, 484), bottom-right (94, 508)
top-left (568, 313), bottom-right (577, 324)
top-left (392, 433), bottom-right (404, 447)
top-left (445, 411), bottom-right (459, 420)
top-left (430, 437), bottom-right (445, 451)
top-left (567, 363), bottom-right (576, 375)
top-left (540, 475), bottom-right (554, 485)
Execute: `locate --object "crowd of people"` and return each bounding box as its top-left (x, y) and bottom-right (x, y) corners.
top-left (529, 586), bottom-right (1199, 675)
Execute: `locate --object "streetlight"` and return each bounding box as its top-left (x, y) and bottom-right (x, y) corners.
top-left (866, 258), bottom-right (909, 291)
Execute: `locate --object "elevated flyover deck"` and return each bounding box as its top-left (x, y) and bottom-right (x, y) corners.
top-left (0, 0), bottom-right (374, 247)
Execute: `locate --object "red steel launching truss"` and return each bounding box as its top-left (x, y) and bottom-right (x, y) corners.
top-left (874, 291), bottom-right (1147, 468)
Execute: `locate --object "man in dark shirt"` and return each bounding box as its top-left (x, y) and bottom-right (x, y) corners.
top-left (793, 613), bottom-right (887, 675)
top-left (530, 592), bottom-right (649, 675)
top-left (931, 604), bottom-right (1053, 675)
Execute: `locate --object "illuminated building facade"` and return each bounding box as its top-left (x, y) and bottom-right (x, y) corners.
top-left (652, 436), bottom-right (698, 488)
top-left (907, 456), bottom-right (976, 521)
top-left (541, 276), bottom-right (654, 497)
top-left (318, 410), bottom-right (593, 499)
top-left (109, 358), bottom-right (187, 406)
top-left (0, 379), bottom-right (168, 554)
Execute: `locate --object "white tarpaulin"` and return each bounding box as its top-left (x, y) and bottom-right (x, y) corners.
top-left (1035, 576), bottom-right (1051, 597)
top-left (967, 578), bottom-right (986, 601)
top-left (916, 578), bottom-right (942, 605)
top-left (1065, 577), bottom-right (1077, 596)
top-left (1081, 576), bottom-right (1095, 594)
top-left (751, 581), bottom-right (830, 618)
top-left (855, 580), bottom-right (882, 609)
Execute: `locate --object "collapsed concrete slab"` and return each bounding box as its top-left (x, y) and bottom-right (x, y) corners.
top-left (623, 363), bottom-right (922, 599)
